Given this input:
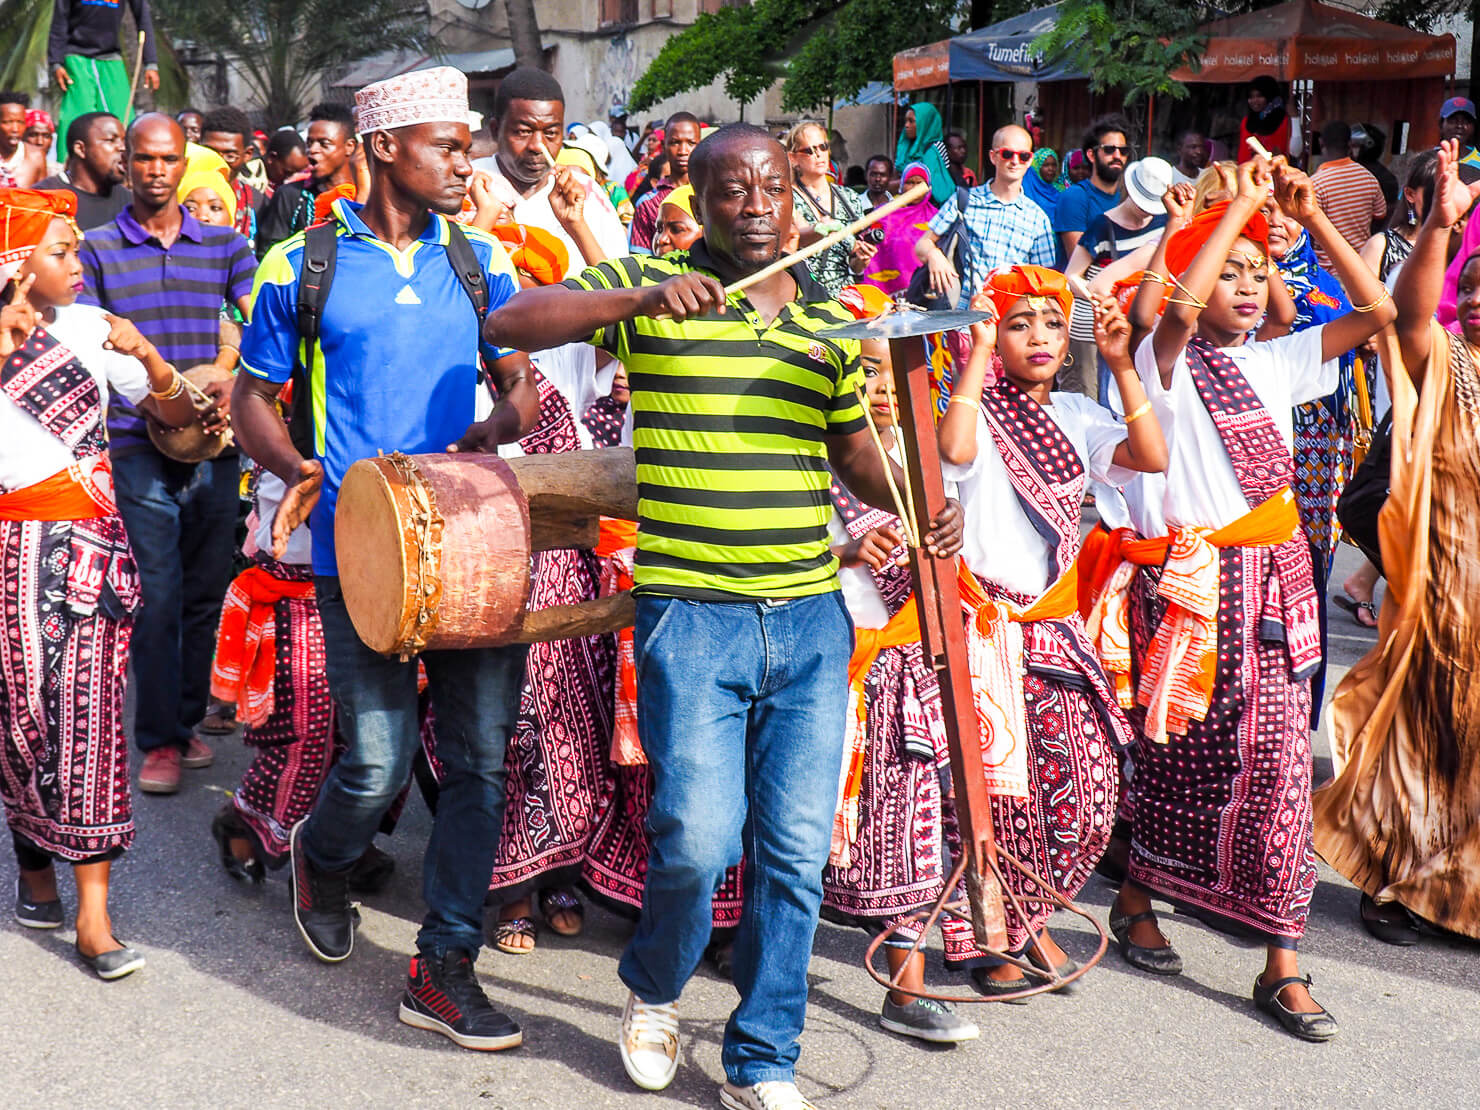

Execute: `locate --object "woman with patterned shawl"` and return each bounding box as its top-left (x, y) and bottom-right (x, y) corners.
top-left (0, 188), bottom-right (196, 978)
top-left (816, 285), bottom-right (977, 1044)
top-left (1102, 157), bottom-right (1393, 1042)
top-left (1315, 140), bottom-right (1480, 949)
top-left (938, 265), bottom-right (1165, 998)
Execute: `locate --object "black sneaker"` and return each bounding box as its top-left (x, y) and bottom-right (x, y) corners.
top-left (879, 996), bottom-right (980, 1043)
top-left (398, 948), bottom-right (523, 1051)
top-left (289, 819), bottom-right (356, 962)
top-left (15, 876), bottom-right (63, 929)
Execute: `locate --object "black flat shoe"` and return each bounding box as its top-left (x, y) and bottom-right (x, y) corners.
top-left (1109, 910), bottom-right (1184, 975)
top-left (1359, 893), bottom-right (1420, 946)
top-left (969, 966), bottom-right (1033, 1004)
top-left (76, 941), bottom-right (146, 981)
top-left (15, 876), bottom-right (64, 929)
top-left (1023, 945), bottom-right (1080, 991)
top-left (211, 805), bottom-right (264, 884)
top-left (1253, 975), bottom-right (1338, 1042)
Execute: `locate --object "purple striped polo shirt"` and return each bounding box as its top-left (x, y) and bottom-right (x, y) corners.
top-left (78, 205), bottom-right (257, 455)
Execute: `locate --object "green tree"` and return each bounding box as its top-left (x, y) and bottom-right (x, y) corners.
top-left (630, 0), bottom-right (967, 119)
top-left (154, 0), bottom-right (434, 124)
top-left (1031, 0), bottom-right (1207, 104)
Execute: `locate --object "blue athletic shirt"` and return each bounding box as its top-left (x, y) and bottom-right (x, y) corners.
top-left (239, 198), bottom-right (519, 575)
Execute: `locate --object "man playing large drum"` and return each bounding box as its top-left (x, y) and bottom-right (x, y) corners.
top-left (483, 122), bottom-right (963, 1110)
top-left (231, 68), bottom-right (540, 1051)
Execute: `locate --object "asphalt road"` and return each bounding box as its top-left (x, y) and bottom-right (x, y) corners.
top-left (5, 543), bottom-right (1479, 1109)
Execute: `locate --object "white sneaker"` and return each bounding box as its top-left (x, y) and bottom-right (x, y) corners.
top-left (719, 1080), bottom-right (817, 1110)
top-left (619, 992), bottom-right (680, 1091)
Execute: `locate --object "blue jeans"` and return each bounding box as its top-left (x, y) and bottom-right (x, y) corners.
top-left (306, 577), bottom-right (527, 955)
top-left (111, 451), bottom-right (239, 753)
top-left (619, 592), bottom-right (852, 1086)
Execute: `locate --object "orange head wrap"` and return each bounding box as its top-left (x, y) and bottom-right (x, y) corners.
top-left (312, 183), bottom-right (358, 225)
top-left (491, 223), bottom-right (570, 287)
top-left (1163, 201), bottom-right (1269, 279)
top-left (837, 282), bottom-right (892, 320)
top-left (983, 264), bottom-right (1072, 322)
top-left (1, 188), bottom-right (78, 285)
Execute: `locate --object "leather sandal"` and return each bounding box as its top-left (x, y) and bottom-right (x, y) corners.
top-left (1109, 910), bottom-right (1184, 975)
top-left (1359, 893), bottom-right (1420, 946)
top-left (1253, 974), bottom-right (1338, 1042)
top-left (491, 915), bottom-right (537, 955)
top-left (537, 887), bottom-right (585, 937)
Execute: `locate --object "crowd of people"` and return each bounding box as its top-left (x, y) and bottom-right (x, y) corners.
top-left (2, 13), bottom-right (1479, 1107)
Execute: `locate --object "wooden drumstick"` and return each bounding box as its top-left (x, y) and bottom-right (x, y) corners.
top-left (537, 140), bottom-right (558, 168)
top-left (853, 384), bottom-right (918, 548)
top-left (1246, 135), bottom-right (1273, 162)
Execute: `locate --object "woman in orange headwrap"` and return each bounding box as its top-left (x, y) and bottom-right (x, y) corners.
top-left (0, 188), bottom-right (195, 979)
top-left (1104, 156), bottom-right (1394, 1041)
top-left (936, 264), bottom-right (1167, 998)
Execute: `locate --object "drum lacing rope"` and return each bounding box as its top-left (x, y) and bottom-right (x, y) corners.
top-left (385, 451), bottom-right (442, 659)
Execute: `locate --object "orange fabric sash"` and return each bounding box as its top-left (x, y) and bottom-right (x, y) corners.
top-left (210, 566), bottom-right (315, 728)
top-left (0, 458), bottom-right (115, 520)
top-left (595, 516), bottom-right (638, 557)
top-left (1084, 488), bottom-right (1300, 743)
top-left (831, 598), bottom-right (923, 866)
top-left (596, 520), bottom-right (642, 765)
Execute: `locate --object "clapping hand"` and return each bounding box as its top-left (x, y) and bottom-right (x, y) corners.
top-left (0, 274), bottom-right (39, 360)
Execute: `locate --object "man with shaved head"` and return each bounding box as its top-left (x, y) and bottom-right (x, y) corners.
top-left (482, 121), bottom-right (963, 1107)
top-left (914, 122), bottom-right (1056, 308)
top-left (78, 111), bottom-right (257, 795)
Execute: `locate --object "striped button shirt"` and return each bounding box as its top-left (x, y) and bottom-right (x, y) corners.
top-left (79, 205), bottom-right (257, 454)
top-left (562, 244), bottom-right (867, 600)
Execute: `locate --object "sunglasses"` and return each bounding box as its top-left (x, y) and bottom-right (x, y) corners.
top-left (1098, 144), bottom-right (1132, 156)
top-left (993, 148), bottom-right (1033, 164)
top-left (794, 142), bottom-right (830, 157)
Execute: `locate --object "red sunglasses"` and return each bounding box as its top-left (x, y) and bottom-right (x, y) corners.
top-left (993, 148), bottom-right (1034, 164)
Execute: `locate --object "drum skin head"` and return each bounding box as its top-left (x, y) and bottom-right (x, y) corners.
top-left (146, 364), bottom-right (235, 463)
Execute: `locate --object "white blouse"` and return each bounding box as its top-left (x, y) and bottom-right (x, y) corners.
top-left (1133, 325), bottom-right (1337, 530)
top-left (0, 303), bottom-right (150, 491)
top-left (944, 392), bottom-right (1133, 598)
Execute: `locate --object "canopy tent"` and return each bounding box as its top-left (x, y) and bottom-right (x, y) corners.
top-left (893, 4), bottom-right (1083, 92)
top-left (1171, 0), bottom-right (1455, 84)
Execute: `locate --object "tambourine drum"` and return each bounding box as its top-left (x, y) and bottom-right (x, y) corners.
top-left (335, 448), bottom-right (638, 658)
top-left (147, 364), bottom-right (236, 462)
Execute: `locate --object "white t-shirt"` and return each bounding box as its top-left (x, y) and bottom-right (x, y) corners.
top-left (827, 513), bottom-right (891, 631)
top-left (496, 342), bottom-right (601, 458)
top-left (253, 471), bottom-right (313, 567)
top-left (0, 303), bottom-right (150, 491)
top-left (471, 158), bottom-right (629, 280)
top-left (944, 392), bottom-right (1133, 598)
top-left (1134, 325), bottom-right (1338, 530)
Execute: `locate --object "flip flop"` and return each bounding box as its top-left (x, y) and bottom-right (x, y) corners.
top-left (537, 888), bottom-right (585, 937)
top-left (491, 915), bottom-right (537, 955)
top-left (1331, 593), bottom-right (1378, 629)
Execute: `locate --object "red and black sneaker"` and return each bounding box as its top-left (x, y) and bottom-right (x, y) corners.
top-left (289, 819), bottom-right (356, 963)
top-left (399, 949), bottom-right (523, 1051)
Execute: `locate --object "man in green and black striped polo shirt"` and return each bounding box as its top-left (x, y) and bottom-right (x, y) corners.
top-left (485, 123), bottom-right (961, 1109)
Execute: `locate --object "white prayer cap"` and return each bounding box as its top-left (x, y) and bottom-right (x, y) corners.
top-left (355, 66), bottom-right (469, 135)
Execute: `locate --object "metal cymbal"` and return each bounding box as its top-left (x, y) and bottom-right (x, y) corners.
top-left (819, 308), bottom-right (990, 340)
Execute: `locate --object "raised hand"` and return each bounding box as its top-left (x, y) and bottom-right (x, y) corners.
top-left (271, 459), bottom-right (324, 558)
top-left (548, 167), bottom-right (587, 229)
top-left (101, 312), bottom-right (155, 361)
top-left (1236, 155), bottom-right (1272, 205)
top-left (1430, 139), bottom-right (1480, 229)
top-left (1272, 162), bottom-right (1320, 224)
top-left (0, 274), bottom-right (40, 359)
top-left (1163, 182), bottom-right (1196, 226)
top-left (967, 290), bottom-right (997, 350)
top-left (1092, 294), bottom-right (1132, 367)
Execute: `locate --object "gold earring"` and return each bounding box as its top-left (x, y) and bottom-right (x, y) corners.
top-left (1063, 352), bottom-right (1075, 367)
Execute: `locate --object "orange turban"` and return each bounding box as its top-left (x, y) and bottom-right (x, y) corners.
top-left (838, 282), bottom-right (892, 320)
top-left (313, 183), bottom-right (358, 225)
top-left (983, 264), bottom-right (1072, 322)
top-left (1163, 201), bottom-right (1269, 279)
top-left (1, 188), bottom-right (77, 284)
top-left (491, 223), bottom-right (570, 287)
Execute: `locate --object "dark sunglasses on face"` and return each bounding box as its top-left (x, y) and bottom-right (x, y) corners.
top-left (795, 142), bottom-right (830, 157)
top-left (993, 148), bottom-right (1033, 164)
top-left (1099, 144), bottom-right (1131, 156)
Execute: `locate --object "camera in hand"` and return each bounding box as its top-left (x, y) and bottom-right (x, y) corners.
top-left (862, 226), bottom-right (886, 245)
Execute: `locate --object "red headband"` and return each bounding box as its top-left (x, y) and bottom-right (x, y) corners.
top-left (983, 264), bottom-right (1072, 322)
top-left (1164, 201), bottom-right (1269, 279)
top-left (1, 188), bottom-right (78, 283)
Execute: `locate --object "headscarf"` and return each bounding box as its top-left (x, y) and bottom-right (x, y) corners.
top-left (1066, 149), bottom-right (1087, 178)
top-left (660, 183), bottom-right (695, 219)
top-left (983, 264), bottom-right (1073, 322)
top-left (1273, 227), bottom-right (1350, 330)
top-left (556, 145), bottom-right (599, 179)
top-left (1163, 201), bottom-right (1270, 278)
top-left (1, 187), bottom-right (77, 285)
top-left (24, 109), bottom-right (54, 135)
top-left (178, 167), bottom-right (238, 223)
top-left (859, 161), bottom-right (937, 298)
top-left (1244, 75), bottom-right (1288, 137)
top-left (490, 223), bottom-right (569, 287)
top-left (588, 119), bottom-right (637, 182)
top-left (1024, 146), bottom-right (1064, 221)
top-left (184, 142), bottom-right (230, 181)
top-left (838, 282), bottom-right (893, 320)
top-left (894, 103), bottom-right (955, 206)
top-left (313, 182), bottom-right (357, 224)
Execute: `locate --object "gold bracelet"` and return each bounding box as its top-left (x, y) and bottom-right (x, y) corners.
top-left (218, 342), bottom-right (240, 356)
top-left (1124, 400), bottom-right (1153, 423)
top-left (1168, 274), bottom-right (1208, 310)
top-left (1139, 271), bottom-right (1169, 285)
top-left (149, 369), bottom-right (186, 402)
top-left (1352, 289), bottom-right (1391, 314)
top-left (947, 394), bottom-right (979, 409)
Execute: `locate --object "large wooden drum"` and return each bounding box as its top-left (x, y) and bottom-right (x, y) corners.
top-left (335, 447), bottom-right (637, 657)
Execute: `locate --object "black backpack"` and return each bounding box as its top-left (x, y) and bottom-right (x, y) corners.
top-left (905, 184), bottom-right (970, 311)
top-left (288, 218), bottom-right (492, 458)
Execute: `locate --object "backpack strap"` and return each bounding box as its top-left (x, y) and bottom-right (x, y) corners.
top-left (290, 220), bottom-right (338, 459)
top-left (443, 219), bottom-right (497, 395)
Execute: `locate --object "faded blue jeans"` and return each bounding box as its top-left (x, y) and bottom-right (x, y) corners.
top-left (306, 576), bottom-right (528, 955)
top-left (618, 592), bottom-right (852, 1086)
